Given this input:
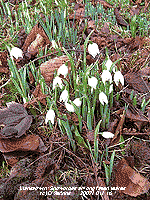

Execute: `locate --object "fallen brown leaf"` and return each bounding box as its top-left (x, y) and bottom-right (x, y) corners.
top-left (0, 102), bottom-right (32, 138)
top-left (115, 158), bottom-right (150, 197)
top-left (0, 134), bottom-right (47, 153)
top-left (22, 22), bottom-right (50, 52)
top-left (114, 8), bottom-right (129, 27)
top-left (39, 55), bottom-right (70, 83)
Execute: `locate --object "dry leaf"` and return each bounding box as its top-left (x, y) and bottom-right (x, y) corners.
top-left (114, 8), bottom-right (129, 27)
top-left (32, 83), bottom-right (47, 105)
top-left (115, 158), bottom-right (150, 197)
top-left (39, 55), bottom-right (70, 83)
top-left (0, 134), bottom-right (47, 153)
top-left (22, 23), bottom-right (50, 52)
top-left (0, 102), bottom-right (32, 138)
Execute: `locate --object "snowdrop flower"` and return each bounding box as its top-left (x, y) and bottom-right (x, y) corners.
top-left (73, 98), bottom-right (82, 107)
top-left (109, 84), bottom-right (113, 94)
top-left (88, 77), bottom-right (98, 89)
top-left (60, 89), bottom-right (68, 102)
top-left (65, 102), bottom-right (75, 112)
top-left (99, 92), bottom-right (108, 105)
top-left (10, 47), bottom-right (23, 59)
top-left (58, 64), bottom-right (68, 77)
top-left (76, 75), bottom-right (79, 84)
top-left (53, 76), bottom-right (63, 90)
top-left (114, 71), bottom-right (124, 86)
top-left (101, 132), bottom-right (114, 139)
top-left (45, 109), bottom-right (55, 124)
top-left (88, 43), bottom-right (100, 58)
top-left (101, 70), bottom-right (112, 85)
top-left (51, 40), bottom-right (58, 49)
top-left (105, 58), bottom-right (113, 71)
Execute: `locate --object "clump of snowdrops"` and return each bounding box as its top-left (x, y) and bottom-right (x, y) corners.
top-left (45, 32), bottom-right (124, 152)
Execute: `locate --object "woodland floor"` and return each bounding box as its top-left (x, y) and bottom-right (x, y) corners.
top-left (0, 0), bottom-right (150, 200)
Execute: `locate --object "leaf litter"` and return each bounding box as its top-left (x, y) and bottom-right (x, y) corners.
top-left (0, 0), bottom-right (150, 199)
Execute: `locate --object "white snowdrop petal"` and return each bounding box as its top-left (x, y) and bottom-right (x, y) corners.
top-left (51, 40), bottom-right (58, 49)
top-left (60, 89), bottom-right (68, 102)
top-left (88, 77), bottom-right (98, 89)
top-left (114, 71), bottom-right (124, 86)
top-left (10, 47), bottom-right (23, 59)
top-left (88, 43), bottom-right (100, 58)
top-left (99, 92), bottom-right (108, 105)
top-left (45, 109), bottom-right (55, 124)
top-left (109, 84), bottom-right (113, 94)
top-left (53, 76), bottom-right (63, 89)
top-left (101, 132), bottom-right (114, 139)
top-left (58, 64), bottom-right (68, 76)
top-left (73, 98), bottom-right (82, 107)
top-left (105, 59), bottom-right (113, 71)
top-left (101, 70), bottom-right (112, 84)
top-left (65, 102), bottom-right (75, 112)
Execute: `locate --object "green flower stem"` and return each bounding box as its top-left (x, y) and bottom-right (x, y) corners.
top-left (87, 99), bottom-right (92, 130)
top-left (55, 87), bottom-right (57, 103)
top-left (82, 97), bottom-right (87, 121)
top-left (109, 91), bottom-right (113, 108)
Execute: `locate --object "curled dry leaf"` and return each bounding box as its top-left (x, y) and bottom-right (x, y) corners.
top-left (0, 102), bottom-right (47, 166)
top-left (27, 33), bottom-right (45, 55)
top-left (115, 158), bottom-right (150, 197)
top-left (22, 22), bottom-right (50, 52)
top-left (0, 134), bottom-right (47, 153)
top-left (0, 134), bottom-right (47, 166)
top-left (125, 106), bottom-right (149, 130)
top-left (39, 55), bottom-right (71, 83)
top-left (0, 102), bottom-right (32, 138)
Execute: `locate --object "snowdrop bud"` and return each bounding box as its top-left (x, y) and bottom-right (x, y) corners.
top-left (114, 71), bottom-right (124, 86)
top-left (53, 76), bottom-right (63, 90)
top-left (51, 40), bottom-right (58, 49)
top-left (101, 70), bottom-right (112, 85)
top-left (58, 64), bottom-right (68, 77)
top-left (76, 75), bottom-right (79, 84)
top-left (45, 109), bottom-right (55, 124)
top-left (88, 77), bottom-right (98, 89)
top-left (109, 84), bottom-right (113, 94)
top-left (99, 92), bottom-right (108, 105)
top-left (105, 59), bottom-right (113, 71)
top-left (10, 47), bottom-right (23, 59)
top-left (60, 89), bottom-right (68, 102)
top-left (73, 98), bottom-right (82, 107)
top-left (88, 43), bottom-right (100, 58)
top-left (101, 131), bottom-right (114, 139)
top-left (65, 102), bottom-right (75, 112)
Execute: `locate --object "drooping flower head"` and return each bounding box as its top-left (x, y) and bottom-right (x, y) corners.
top-left (60, 89), bottom-right (69, 102)
top-left (101, 131), bottom-right (114, 139)
top-left (10, 47), bottom-right (23, 59)
top-left (114, 71), bottom-right (124, 86)
top-left (88, 77), bottom-right (98, 89)
top-left (101, 70), bottom-right (112, 85)
top-left (105, 58), bottom-right (113, 71)
top-left (99, 92), bottom-right (108, 105)
top-left (88, 43), bottom-right (100, 58)
top-left (53, 76), bottom-right (63, 90)
top-left (65, 102), bottom-right (75, 112)
top-left (109, 84), bottom-right (113, 94)
top-left (45, 109), bottom-right (55, 124)
top-left (58, 64), bottom-right (68, 77)
top-left (73, 98), bottom-right (82, 107)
